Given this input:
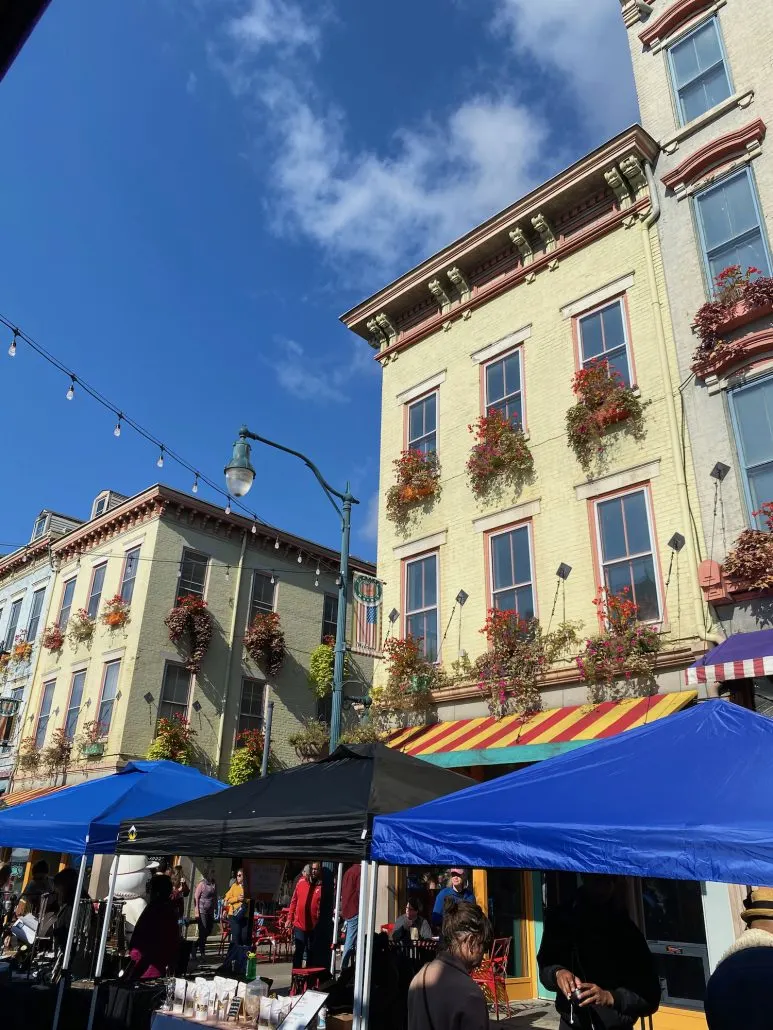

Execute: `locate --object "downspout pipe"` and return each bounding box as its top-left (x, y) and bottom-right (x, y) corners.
top-left (640, 160), bottom-right (723, 649)
top-left (215, 530), bottom-right (249, 776)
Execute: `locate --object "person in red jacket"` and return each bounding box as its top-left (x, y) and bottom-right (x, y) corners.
top-left (340, 863), bottom-right (361, 970)
top-left (288, 863), bottom-right (322, 969)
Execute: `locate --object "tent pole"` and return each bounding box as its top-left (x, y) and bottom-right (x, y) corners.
top-left (85, 854), bottom-right (120, 1030)
top-left (52, 850), bottom-right (89, 1030)
top-left (330, 861), bottom-right (344, 975)
top-left (351, 860), bottom-right (370, 1030)
top-left (360, 861), bottom-right (378, 1030)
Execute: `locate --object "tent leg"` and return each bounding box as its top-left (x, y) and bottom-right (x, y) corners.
top-left (330, 862), bottom-right (343, 976)
top-left (86, 855), bottom-right (119, 1030)
top-left (351, 860), bottom-right (370, 1030)
top-left (52, 852), bottom-right (88, 1030)
top-left (360, 861), bottom-right (378, 1030)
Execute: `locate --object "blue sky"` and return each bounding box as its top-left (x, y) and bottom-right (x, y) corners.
top-left (0, 0), bottom-right (637, 561)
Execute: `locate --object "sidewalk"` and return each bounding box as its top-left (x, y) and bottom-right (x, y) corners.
top-left (490, 1002), bottom-right (560, 1029)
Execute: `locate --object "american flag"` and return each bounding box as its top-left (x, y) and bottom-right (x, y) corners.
top-left (353, 575), bottom-right (382, 654)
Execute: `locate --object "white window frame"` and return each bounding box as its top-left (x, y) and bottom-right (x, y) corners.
top-left (483, 347), bottom-right (525, 427)
top-left (404, 552), bottom-right (439, 662)
top-left (158, 662), bottom-right (193, 725)
top-left (728, 374), bottom-right (773, 528)
top-left (97, 659), bottom-right (121, 736)
top-left (31, 515), bottom-right (48, 541)
top-left (3, 598), bottom-right (23, 651)
top-left (176, 548), bottom-right (210, 603)
top-left (666, 15), bottom-right (732, 127)
top-left (58, 578), bottom-right (77, 630)
top-left (577, 297), bottom-right (634, 388)
top-left (35, 680), bottom-right (56, 749)
top-left (248, 571), bottom-right (276, 623)
top-left (237, 678), bottom-right (265, 737)
top-left (119, 546), bottom-right (141, 605)
top-left (488, 523), bottom-right (536, 619)
top-left (86, 562), bottom-right (107, 620)
top-left (26, 587), bottom-right (46, 642)
top-left (65, 669), bottom-right (87, 740)
top-left (406, 391), bottom-right (438, 455)
top-left (593, 487), bottom-right (663, 624)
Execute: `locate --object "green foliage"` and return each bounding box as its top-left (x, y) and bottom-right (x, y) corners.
top-left (308, 641), bottom-right (336, 699)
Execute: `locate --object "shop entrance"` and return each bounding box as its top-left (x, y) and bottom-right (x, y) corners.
top-left (484, 868), bottom-right (536, 1001)
top-left (641, 878), bottom-right (710, 1010)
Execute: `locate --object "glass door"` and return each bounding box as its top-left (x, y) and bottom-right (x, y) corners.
top-left (641, 878), bottom-right (710, 1010)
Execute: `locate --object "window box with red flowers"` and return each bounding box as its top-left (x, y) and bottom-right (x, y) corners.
top-left (10, 635), bottom-right (33, 666)
top-left (101, 595), bottom-right (130, 631)
top-left (691, 266), bottom-right (773, 377)
top-left (244, 611), bottom-right (286, 676)
top-left (78, 719), bottom-right (106, 757)
top-left (146, 713), bottom-right (196, 765)
top-left (466, 409), bottom-right (534, 500)
top-left (385, 449), bottom-right (441, 526)
top-left (372, 636), bottom-right (438, 723)
top-left (164, 595), bottom-right (213, 674)
top-left (576, 588), bottom-right (661, 703)
top-left (566, 360), bottom-right (647, 472)
top-left (41, 625), bottom-right (65, 654)
top-left (719, 502), bottom-right (773, 593)
top-left (68, 609), bottom-right (96, 647)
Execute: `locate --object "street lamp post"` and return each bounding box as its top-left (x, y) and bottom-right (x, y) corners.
top-left (225, 425), bottom-right (359, 752)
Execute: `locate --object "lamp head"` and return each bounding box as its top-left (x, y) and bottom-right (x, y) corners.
top-left (225, 427), bottom-right (256, 498)
top-left (556, 563), bottom-right (572, 581)
top-left (668, 532), bottom-right (685, 552)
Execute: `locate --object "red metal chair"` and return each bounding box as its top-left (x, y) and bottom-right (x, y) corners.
top-left (290, 967), bottom-right (326, 996)
top-left (471, 937), bottom-right (512, 1019)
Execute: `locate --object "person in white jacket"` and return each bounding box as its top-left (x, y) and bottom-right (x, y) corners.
top-left (705, 887), bottom-right (773, 1030)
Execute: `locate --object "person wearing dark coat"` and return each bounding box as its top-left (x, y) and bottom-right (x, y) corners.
top-left (537, 875), bottom-right (660, 1030)
top-left (705, 887), bottom-right (773, 1030)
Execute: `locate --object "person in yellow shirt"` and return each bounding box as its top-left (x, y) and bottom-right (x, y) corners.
top-left (223, 868), bottom-right (249, 947)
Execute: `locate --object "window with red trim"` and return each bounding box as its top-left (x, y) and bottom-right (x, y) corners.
top-left (595, 489), bottom-right (661, 621)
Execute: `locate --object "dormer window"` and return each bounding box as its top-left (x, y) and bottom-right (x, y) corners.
top-left (31, 514), bottom-right (49, 541)
top-left (90, 490), bottom-right (127, 521)
top-left (93, 495), bottom-right (108, 518)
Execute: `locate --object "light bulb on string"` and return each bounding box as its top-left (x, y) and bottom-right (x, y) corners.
top-left (156, 446), bottom-right (165, 469)
top-left (251, 521), bottom-right (258, 535)
top-left (315, 565), bottom-right (320, 577)
top-left (8, 331), bottom-right (18, 357)
top-left (113, 415), bottom-right (122, 438)
top-left (225, 565), bottom-right (231, 579)
top-left (314, 578), bottom-right (319, 587)
top-left (297, 552), bottom-right (303, 564)
top-left (336, 575), bottom-right (341, 586)
top-left (270, 574), bottom-right (275, 585)
top-left (274, 538), bottom-right (280, 550)
top-left (66, 376), bottom-right (76, 401)
top-left (225, 498), bottom-right (232, 515)
top-left (192, 473), bottom-right (199, 494)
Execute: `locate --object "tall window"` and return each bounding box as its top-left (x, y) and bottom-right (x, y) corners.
top-left (695, 169), bottom-right (772, 284)
top-left (35, 680), bottom-right (56, 749)
top-left (667, 17), bottom-right (731, 125)
top-left (407, 393), bottom-right (437, 455)
top-left (32, 515), bottom-right (48, 540)
top-left (0, 686), bottom-right (23, 745)
top-left (490, 525), bottom-right (535, 619)
top-left (159, 664), bottom-right (192, 723)
top-left (322, 593), bottom-right (338, 642)
top-left (177, 549), bottom-right (209, 602)
top-left (249, 572), bottom-right (275, 621)
top-left (4, 598), bottom-right (23, 651)
top-left (120, 546), bottom-right (141, 604)
top-left (405, 554), bottom-right (438, 661)
top-left (65, 670), bottom-right (86, 740)
top-left (97, 660), bottom-right (121, 735)
top-left (26, 588), bottom-right (46, 642)
top-left (87, 563), bottom-right (107, 620)
top-left (485, 350), bottom-right (523, 425)
top-left (578, 300), bottom-right (632, 387)
top-left (58, 578), bottom-right (76, 629)
top-left (238, 678), bottom-right (264, 736)
top-left (730, 377), bottom-right (773, 523)
top-left (595, 490), bottom-right (660, 621)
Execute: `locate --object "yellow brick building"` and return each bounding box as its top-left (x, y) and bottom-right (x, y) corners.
top-left (343, 126), bottom-right (728, 1027)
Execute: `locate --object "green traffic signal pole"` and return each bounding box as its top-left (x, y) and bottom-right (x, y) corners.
top-left (225, 426), bottom-right (358, 752)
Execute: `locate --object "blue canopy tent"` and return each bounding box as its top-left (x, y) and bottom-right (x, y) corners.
top-left (371, 700), bottom-right (773, 886)
top-left (0, 760), bottom-right (226, 1030)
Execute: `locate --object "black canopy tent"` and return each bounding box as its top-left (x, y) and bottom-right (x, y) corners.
top-left (115, 742), bottom-right (472, 860)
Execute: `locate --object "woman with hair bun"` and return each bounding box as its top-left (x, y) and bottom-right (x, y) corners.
top-left (407, 897), bottom-right (492, 1030)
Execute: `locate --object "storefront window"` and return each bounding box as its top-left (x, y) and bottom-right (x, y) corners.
top-left (641, 878), bottom-right (709, 1009)
top-left (487, 869), bottom-right (526, 978)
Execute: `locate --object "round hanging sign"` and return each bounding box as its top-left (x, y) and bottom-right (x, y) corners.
top-left (353, 575), bottom-right (383, 605)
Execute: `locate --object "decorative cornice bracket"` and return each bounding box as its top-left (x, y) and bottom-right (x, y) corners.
top-left (604, 165), bottom-right (633, 208)
top-left (446, 266), bottom-right (471, 301)
top-left (619, 154), bottom-right (648, 194)
top-left (508, 226), bottom-right (534, 264)
top-left (428, 278), bottom-right (452, 312)
top-left (531, 213), bottom-right (556, 252)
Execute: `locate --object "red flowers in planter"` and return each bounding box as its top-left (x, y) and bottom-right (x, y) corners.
top-left (101, 595), bottom-right (130, 630)
top-left (566, 360), bottom-right (647, 472)
top-left (385, 449), bottom-right (441, 525)
top-left (41, 625), bottom-right (65, 653)
top-left (692, 266), bottom-right (773, 375)
top-left (244, 611), bottom-right (286, 676)
top-left (466, 409), bottom-right (533, 499)
top-left (722, 502), bottom-right (773, 591)
top-left (576, 587), bottom-right (661, 702)
top-left (165, 595), bottom-right (213, 674)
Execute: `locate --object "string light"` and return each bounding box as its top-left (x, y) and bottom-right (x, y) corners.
top-left (274, 538), bottom-right (280, 550)
top-left (225, 498), bottom-right (232, 515)
top-left (192, 474), bottom-right (199, 494)
top-left (66, 376), bottom-right (76, 401)
top-left (8, 330), bottom-right (17, 357)
top-left (315, 565), bottom-right (320, 576)
top-left (270, 574), bottom-right (275, 585)
top-left (297, 552), bottom-right (303, 564)
top-left (314, 578), bottom-right (319, 587)
top-left (251, 521), bottom-right (257, 535)
top-left (156, 446), bottom-right (165, 469)
top-left (336, 575), bottom-right (341, 586)
top-left (113, 415), bottom-right (122, 438)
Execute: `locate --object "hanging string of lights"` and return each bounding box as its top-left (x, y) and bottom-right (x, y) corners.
top-left (0, 311), bottom-right (267, 527)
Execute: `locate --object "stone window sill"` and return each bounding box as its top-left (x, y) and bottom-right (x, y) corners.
top-left (661, 90), bottom-right (755, 155)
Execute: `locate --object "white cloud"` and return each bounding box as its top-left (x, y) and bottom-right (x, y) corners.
top-left (227, 0), bottom-right (323, 53)
top-left (489, 0), bottom-right (638, 134)
top-left (266, 336), bottom-right (378, 403)
top-left (359, 492), bottom-right (379, 544)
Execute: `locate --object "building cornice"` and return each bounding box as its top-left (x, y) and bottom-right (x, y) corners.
top-left (341, 126), bottom-right (658, 348)
top-left (661, 119), bottom-right (766, 194)
top-left (639, 0), bottom-right (717, 47)
top-left (0, 537), bottom-right (54, 584)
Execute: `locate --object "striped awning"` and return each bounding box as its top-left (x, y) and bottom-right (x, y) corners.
top-left (387, 691), bottom-right (698, 767)
top-left (0, 784), bottom-right (65, 809)
top-left (685, 630), bottom-right (773, 685)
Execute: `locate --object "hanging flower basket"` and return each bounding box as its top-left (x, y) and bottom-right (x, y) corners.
top-left (0, 654), bottom-right (9, 678)
top-left (101, 594), bottom-right (130, 630)
top-left (146, 713), bottom-right (196, 764)
top-left (228, 728), bottom-right (281, 784)
top-left (41, 624), bottom-right (65, 653)
top-left (288, 720), bottom-right (330, 762)
top-left (10, 636), bottom-right (33, 665)
top-left (566, 360), bottom-right (647, 472)
top-left (16, 736), bottom-right (40, 774)
top-left (372, 636), bottom-right (438, 721)
top-left (77, 719), bottom-right (106, 758)
top-left (722, 502), bottom-right (773, 591)
top-left (385, 450), bottom-right (441, 525)
top-left (244, 612), bottom-right (286, 676)
top-left (68, 609), bottom-right (96, 646)
top-left (466, 409), bottom-right (534, 499)
top-left (308, 637), bottom-right (341, 699)
top-left (164, 595), bottom-right (213, 674)
top-left (42, 727), bottom-right (73, 777)
top-left (576, 587), bottom-right (661, 703)
top-left (692, 266), bottom-right (773, 376)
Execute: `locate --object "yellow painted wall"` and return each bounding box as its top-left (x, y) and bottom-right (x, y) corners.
top-left (373, 220), bottom-right (707, 692)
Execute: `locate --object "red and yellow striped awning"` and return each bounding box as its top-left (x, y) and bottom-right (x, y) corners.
top-left (0, 784), bottom-right (66, 809)
top-left (387, 691), bottom-right (698, 768)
